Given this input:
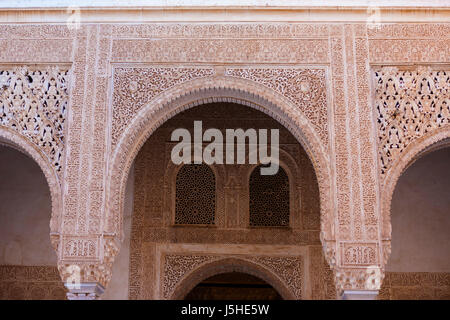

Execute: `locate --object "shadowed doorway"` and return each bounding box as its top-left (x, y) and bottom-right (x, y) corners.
top-left (184, 272), bottom-right (282, 300)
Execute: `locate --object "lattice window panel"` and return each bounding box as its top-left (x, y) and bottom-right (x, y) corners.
top-left (175, 164), bottom-right (216, 225)
top-left (249, 166), bottom-right (290, 227)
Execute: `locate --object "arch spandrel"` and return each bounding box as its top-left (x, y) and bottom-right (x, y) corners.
top-left (107, 75), bottom-right (335, 260)
top-left (168, 257), bottom-right (298, 300)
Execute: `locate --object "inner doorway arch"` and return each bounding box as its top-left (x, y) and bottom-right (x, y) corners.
top-left (170, 258), bottom-right (296, 300)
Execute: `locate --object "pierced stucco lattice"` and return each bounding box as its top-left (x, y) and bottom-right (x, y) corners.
top-left (375, 67), bottom-right (450, 177)
top-left (249, 165), bottom-right (290, 227)
top-left (0, 66), bottom-right (69, 173)
top-left (175, 164), bottom-right (216, 225)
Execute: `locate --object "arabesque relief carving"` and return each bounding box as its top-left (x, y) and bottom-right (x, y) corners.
top-left (379, 272), bottom-right (450, 300)
top-left (0, 266), bottom-right (66, 300)
top-left (112, 66), bottom-right (329, 148)
top-left (162, 254), bottom-right (304, 300)
top-left (0, 18), bottom-right (448, 300)
top-left (375, 67), bottom-right (450, 177)
top-left (112, 67), bottom-right (215, 147)
top-left (342, 243), bottom-right (378, 266)
top-left (162, 254), bottom-right (217, 299)
top-left (128, 104), bottom-right (324, 299)
top-left (0, 66), bottom-right (69, 174)
top-left (225, 68), bottom-right (329, 145)
top-left (249, 165), bottom-right (290, 227)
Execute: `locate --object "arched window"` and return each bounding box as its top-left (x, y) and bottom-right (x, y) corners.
top-left (175, 164), bottom-right (216, 225)
top-left (249, 165), bottom-right (289, 227)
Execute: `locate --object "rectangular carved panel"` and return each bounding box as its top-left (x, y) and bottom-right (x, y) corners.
top-left (341, 242), bottom-right (378, 266)
top-left (379, 272), bottom-right (450, 300)
top-left (0, 266), bottom-right (66, 300)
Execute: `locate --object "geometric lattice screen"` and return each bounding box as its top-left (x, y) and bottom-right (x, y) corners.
top-left (249, 165), bottom-right (289, 227)
top-left (175, 164), bottom-right (216, 225)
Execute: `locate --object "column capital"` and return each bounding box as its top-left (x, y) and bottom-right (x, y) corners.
top-left (334, 266), bottom-right (384, 296)
top-left (56, 234), bottom-right (120, 299)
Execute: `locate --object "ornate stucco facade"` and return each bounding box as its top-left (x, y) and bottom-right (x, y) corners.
top-left (0, 2), bottom-right (449, 300)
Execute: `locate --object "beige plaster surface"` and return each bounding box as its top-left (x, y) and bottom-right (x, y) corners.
top-left (387, 148), bottom-right (450, 272)
top-left (5, 1), bottom-right (449, 7)
top-left (0, 3), bottom-right (448, 23)
top-left (102, 162), bottom-right (134, 300)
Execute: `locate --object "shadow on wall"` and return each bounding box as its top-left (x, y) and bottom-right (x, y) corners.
top-left (380, 147), bottom-right (450, 300)
top-left (0, 145), bottom-right (65, 300)
top-left (184, 272), bottom-right (282, 300)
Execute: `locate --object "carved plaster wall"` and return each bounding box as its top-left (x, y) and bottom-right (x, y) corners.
top-left (0, 266), bottom-right (66, 300)
top-left (379, 272), bottom-right (450, 300)
top-left (0, 21), bottom-right (448, 298)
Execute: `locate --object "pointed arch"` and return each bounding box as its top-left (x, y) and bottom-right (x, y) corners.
top-left (107, 76), bottom-right (333, 257)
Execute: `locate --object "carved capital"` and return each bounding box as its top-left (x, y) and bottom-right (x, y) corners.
top-left (334, 266), bottom-right (385, 295)
top-left (57, 262), bottom-right (109, 299)
top-left (100, 234), bottom-right (120, 286)
top-left (57, 234), bottom-right (121, 299)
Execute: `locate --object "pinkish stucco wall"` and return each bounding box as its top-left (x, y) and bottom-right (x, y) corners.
top-left (102, 162), bottom-right (134, 300)
top-left (0, 145), bottom-right (56, 266)
top-left (387, 147), bottom-right (450, 272)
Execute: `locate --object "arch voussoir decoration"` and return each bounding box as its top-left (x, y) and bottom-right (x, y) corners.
top-left (167, 256), bottom-right (300, 300)
top-left (107, 70), bottom-right (335, 269)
